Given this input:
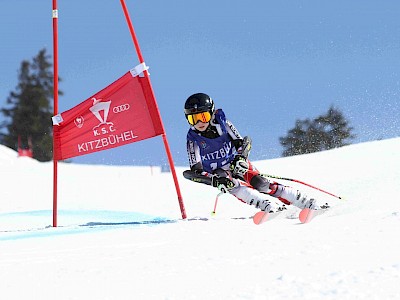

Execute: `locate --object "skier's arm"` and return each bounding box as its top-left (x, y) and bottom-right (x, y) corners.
top-left (183, 169), bottom-right (213, 185)
top-left (225, 119), bottom-right (242, 144)
top-left (225, 119), bottom-right (250, 157)
top-left (185, 138), bottom-right (234, 189)
top-left (183, 169), bottom-right (235, 193)
top-left (185, 138), bottom-right (212, 185)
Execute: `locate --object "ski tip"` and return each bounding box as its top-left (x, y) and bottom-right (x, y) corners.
top-left (299, 208), bottom-right (314, 224)
top-left (253, 211), bottom-right (269, 225)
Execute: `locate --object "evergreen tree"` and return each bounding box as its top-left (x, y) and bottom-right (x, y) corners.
top-left (279, 106), bottom-right (355, 157)
top-left (314, 106), bottom-right (355, 150)
top-left (0, 49), bottom-right (61, 161)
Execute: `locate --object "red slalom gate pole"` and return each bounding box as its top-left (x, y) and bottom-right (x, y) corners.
top-left (52, 0), bottom-right (59, 227)
top-left (119, 0), bottom-right (187, 219)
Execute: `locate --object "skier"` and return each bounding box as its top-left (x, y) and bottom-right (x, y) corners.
top-left (183, 92), bottom-right (323, 213)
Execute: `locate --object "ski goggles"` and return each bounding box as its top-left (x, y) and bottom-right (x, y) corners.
top-left (186, 111), bottom-right (212, 125)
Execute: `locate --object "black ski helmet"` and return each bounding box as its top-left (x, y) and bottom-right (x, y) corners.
top-left (184, 93), bottom-right (215, 117)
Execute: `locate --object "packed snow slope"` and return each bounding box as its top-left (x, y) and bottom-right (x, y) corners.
top-left (0, 138), bottom-right (399, 300)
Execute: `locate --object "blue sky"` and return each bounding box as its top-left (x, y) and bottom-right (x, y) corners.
top-left (1, 0), bottom-right (399, 167)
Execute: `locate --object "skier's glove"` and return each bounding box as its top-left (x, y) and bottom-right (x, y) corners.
top-left (230, 155), bottom-right (249, 177)
top-left (211, 176), bottom-right (235, 193)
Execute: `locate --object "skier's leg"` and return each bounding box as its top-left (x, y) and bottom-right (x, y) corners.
top-left (213, 167), bottom-right (284, 212)
top-left (242, 163), bottom-right (290, 204)
top-left (229, 183), bottom-right (284, 212)
top-left (249, 174), bottom-right (320, 209)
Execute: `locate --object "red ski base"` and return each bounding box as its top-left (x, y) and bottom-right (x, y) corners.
top-left (299, 208), bottom-right (328, 223)
top-left (252, 210), bottom-right (282, 225)
top-left (253, 211), bottom-right (270, 225)
top-left (298, 208), bottom-right (315, 223)
top-left (254, 208), bottom-right (327, 225)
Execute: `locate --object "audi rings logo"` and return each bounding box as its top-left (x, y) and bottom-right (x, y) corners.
top-left (113, 104), bottom-right (130, 113)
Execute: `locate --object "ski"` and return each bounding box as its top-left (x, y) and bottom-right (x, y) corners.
top-left (298, 207), bottom-right (328, 223)
top-left (252, 210), bottom-right (281, 225)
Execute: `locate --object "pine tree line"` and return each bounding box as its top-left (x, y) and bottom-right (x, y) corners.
top-left (279, 106), bottom-right (355, 157)
top-left (0, 49), bottom-right (60, 161)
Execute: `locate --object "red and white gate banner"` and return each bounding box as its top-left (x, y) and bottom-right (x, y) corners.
top-left (52, 65), bottom-right (164, 160)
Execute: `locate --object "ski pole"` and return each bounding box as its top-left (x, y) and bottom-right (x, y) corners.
top-left (211, 192), bottom-right (224, 216)
top-left (262, 173), bottom-right (343, 200)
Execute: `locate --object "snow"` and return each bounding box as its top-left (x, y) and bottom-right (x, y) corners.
top-left (0, 138), bottom-right (400, 299)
